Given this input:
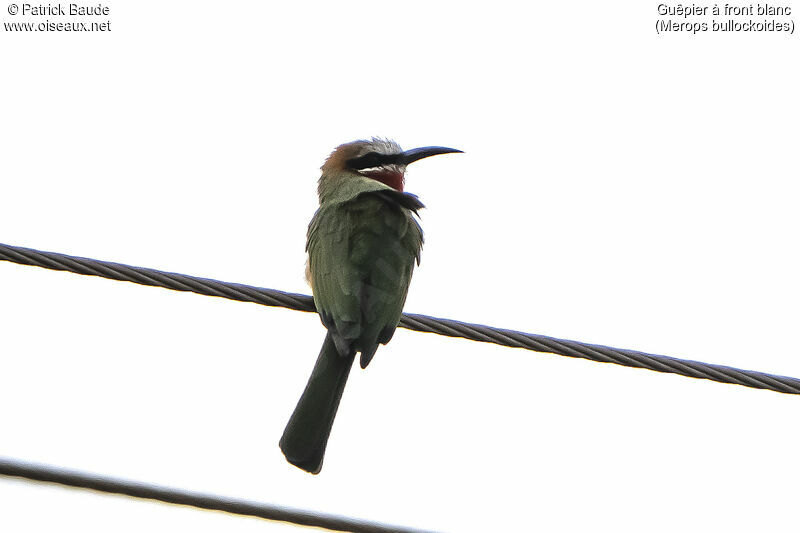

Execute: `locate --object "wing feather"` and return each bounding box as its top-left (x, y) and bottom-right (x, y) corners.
top-left (307, 188), bottom-right (423, 362)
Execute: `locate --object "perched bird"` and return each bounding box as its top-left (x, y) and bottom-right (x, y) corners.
top-left (279, 138), bottom-right (461, 474)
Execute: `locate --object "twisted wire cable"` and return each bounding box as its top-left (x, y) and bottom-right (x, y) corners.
top-left (0, 457), bottom-right (433, 533)
top-left (2, 242), bottom-right (799, 395)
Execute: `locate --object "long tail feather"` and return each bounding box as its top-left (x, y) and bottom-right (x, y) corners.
top-left (279, 332), bottom-right (355, 474)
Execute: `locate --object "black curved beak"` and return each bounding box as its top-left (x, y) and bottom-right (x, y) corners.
top-left (398, 146), bottom-right (463, 165)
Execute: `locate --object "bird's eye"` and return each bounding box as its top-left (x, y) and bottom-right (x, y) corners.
top-left (348, 151), bottom-right (382, 170)
top-left (362, 152), bottom-right (380, 165)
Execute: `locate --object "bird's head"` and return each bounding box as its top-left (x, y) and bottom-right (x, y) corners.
top-left (321, 137), bottom-right (462, 192)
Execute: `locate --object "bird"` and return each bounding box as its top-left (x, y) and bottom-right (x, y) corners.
top-left (279, 138), bottom-right (462, 474)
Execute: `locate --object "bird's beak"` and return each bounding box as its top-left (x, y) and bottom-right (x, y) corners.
top-left (398, 146), bottom-right (463, 165)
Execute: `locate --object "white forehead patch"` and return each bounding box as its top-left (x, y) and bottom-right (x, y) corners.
top-left (360, 137), bottom-right (403, 157)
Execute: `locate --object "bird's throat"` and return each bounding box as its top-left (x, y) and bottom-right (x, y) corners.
top-left (362, 169), bottom-right (405, 191)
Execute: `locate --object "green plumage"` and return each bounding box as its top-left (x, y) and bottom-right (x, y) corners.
top-left (280, 173), bottom-right (423, 474)
top-left (309, 178), bottom-right (423, 365)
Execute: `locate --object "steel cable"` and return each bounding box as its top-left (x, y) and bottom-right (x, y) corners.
top-left (0, 457), bottom-right (433, 533)
top-left (2, 242), bottom-right (799, 395)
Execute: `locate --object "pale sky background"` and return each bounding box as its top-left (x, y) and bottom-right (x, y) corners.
top-left (1, 1), bottom-right (799, 531)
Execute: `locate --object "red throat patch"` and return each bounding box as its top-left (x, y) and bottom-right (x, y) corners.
top-left (362, 169), bottom-right (405, 191)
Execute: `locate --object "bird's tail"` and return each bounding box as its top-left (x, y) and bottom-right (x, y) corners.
top-left (279, 331), bottom-right (355, 474)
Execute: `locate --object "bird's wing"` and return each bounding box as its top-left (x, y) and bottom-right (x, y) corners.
top-left (307, 191), bottom-right (424, 362)
top-left (307, 203), bottom-right (364, 353)
top-left (346, 191), bottom-right (424, 366)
